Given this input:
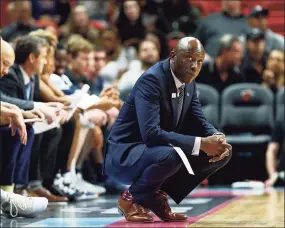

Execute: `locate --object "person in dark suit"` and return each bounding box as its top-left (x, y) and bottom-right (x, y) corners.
top-left (104, 37), bottom-right (232, 223)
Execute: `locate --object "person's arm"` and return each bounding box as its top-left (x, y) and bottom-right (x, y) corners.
top-left (86, 98), bottom-right (122, 112)
top-left (39, 80), bottom-right (71, 105)
top-left (41, 74), bottom-right (66, 97)
top-left (0, 92), bottom-right (34, 110)
top-left (266, 142), bottom-right (280, 179)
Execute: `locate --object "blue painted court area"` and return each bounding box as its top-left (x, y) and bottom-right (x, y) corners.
top-left (24, 217), bottom-right (122, 227)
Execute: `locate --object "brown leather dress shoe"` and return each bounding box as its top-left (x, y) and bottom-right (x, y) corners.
top-left (27, 187), bottom-right (68, 202)
top-left (118, 191), bottom-right (153, 223)
top-left (151, 190), bottom-right (188, 222)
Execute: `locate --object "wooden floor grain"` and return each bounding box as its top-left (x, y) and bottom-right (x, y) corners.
top-left (190, 190), bottom-right (284, 227)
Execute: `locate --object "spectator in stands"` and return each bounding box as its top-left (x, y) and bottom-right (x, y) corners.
top-left (118, 39), bottom-right (160, 100)
top-left (0, 35), bottom-right (68, 202)
top-left (30, 0), bottom-right (71, 25)
top-left (247, 5), bottom-right (284, 53)
top-left (116, 0), bottom-right (146, 49)
top-left (160, 0), bottom-right (200, 36)
top-left (99, 28), bottom-right (136, 87)
top-left (265, 109), bottom-right (285, 187)
top-left (59, 5), bottom-right (99, 44)
top-left (5, 2), bottom-right (17, 25)
top-left (0, 38), bottom-right (48, 218)
top-left (262, 50), bottom-right (284, 93)
top-left (1, 1), bottom-right (39, 42)
top-left (141, 0), bottom-right (172, 35)
top-left (241, 28), bottom-right (268, 84)
top-left (197, 35), bottom-right (244, 93)
top-left (196, 0), bottom-right (249, 58)
top-left (141, 3), bottom-right (170, 60)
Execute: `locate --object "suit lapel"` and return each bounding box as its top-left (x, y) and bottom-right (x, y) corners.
top-left (13, 65), bottom-right (28, 100)
top-left (161, 59), bottom-right (178, 127)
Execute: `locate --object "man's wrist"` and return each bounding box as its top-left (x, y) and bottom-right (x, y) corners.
top-left (33, 102), bottom-right (44, 109)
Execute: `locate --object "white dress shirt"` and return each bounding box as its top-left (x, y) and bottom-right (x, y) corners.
top-left (19, 66), bottom-right (43, 109)
top-left (170, 65), bottom-right (201, 156)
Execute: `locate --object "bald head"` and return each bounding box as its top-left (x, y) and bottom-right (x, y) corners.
top-left (174, 37), bottom-right (204, 54)
top-left (1, 39), bottom-right (15, 78)
top-left (170, 37), bottom-right (205, 84)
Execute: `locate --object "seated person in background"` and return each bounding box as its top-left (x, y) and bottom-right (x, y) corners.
top-left (262, 50), bottom-right (284, 93)
top-left (265, 110), bottom-right (285, 187)
top-left (29, 29), bottom-right (71, 107)
top-left (196, 0), bottom-right (249, 58)
top-left (98, 28), bottom-right (137, 88)
top-left (196, 34), bottom-right (244, 93)
top-left (118, 39), bottom-right (160, 100)
top-left (241, 28), bottom-right (268, 84)
top-left (246, 5), bottom-right (284, 53)
top-left (0, 38), bottom-right (48, 218)
top-left (86, 49), bottom-right (105, 96)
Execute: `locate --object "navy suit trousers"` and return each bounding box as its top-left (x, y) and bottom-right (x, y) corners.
top-left (105, 145), bottom-right (232, 205)
top-left (0, 124), bottom-right (34, 185)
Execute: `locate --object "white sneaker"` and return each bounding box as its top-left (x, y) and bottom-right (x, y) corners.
top-left (63, 172), bottom-right (98, 201)
top-left (76, 172), bottom-right (106, 195)
top-left (0, 190), bottom-right (48, 218)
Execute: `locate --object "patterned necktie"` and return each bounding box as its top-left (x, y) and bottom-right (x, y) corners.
top-left (176, 85), bottom-right (185, 125)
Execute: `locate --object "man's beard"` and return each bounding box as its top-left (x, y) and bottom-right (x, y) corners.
top-left (142, 60), bottom-right (156, 69)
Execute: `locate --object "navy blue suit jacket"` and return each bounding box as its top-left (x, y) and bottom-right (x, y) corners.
top-left (105, 59), bottom-right (218, 170)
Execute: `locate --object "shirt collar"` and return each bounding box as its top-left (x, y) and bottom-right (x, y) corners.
top-left (19, 66), bottom-right (34, 85)
top-left (170, 61), bottom-right (185, 90)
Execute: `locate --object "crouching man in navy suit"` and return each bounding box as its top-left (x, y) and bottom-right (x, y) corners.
top-left (104, 37), bottom-right (232, 223)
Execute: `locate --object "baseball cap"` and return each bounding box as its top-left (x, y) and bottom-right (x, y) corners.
top-left (248, 5), bottom-right (269, 18)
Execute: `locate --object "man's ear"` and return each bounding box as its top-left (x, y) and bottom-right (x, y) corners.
top-left (169, 50), bottom-right (175, 60)
top-left (28, 53), bottom-right (36, 64)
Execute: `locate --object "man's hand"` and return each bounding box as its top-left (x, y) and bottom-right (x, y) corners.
top-left (22, 109), bottom-right (45, 122)
top-left (99, 86), bottom-right (120, 101)
top-left (200, 135), bottom-right (232, 158)
top-left (86, 109), bottom-right (108, 126)
top-left (58, 109), bottom-right (69, 125)
top-left (38, 104), bottom-right (57, 124)
top-left (9, 114), bottom-right (27, 145)
top-left (46, 102), bottom-right (65, 109)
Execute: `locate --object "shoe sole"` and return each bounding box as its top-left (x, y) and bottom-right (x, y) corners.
top-left (117, 207), bottom-right (154, 223)
top-left (151, 211), bottom-right (188, 222)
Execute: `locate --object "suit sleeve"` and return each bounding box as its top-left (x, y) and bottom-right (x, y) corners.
top-left (0, 92), bottom-right (34, 110)
top-left (134, 74), bottom-right (196, 154)
top-left (189, 82), bottom-right (218, 136)
top-left (0, 72), bottom-right (34, 110)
